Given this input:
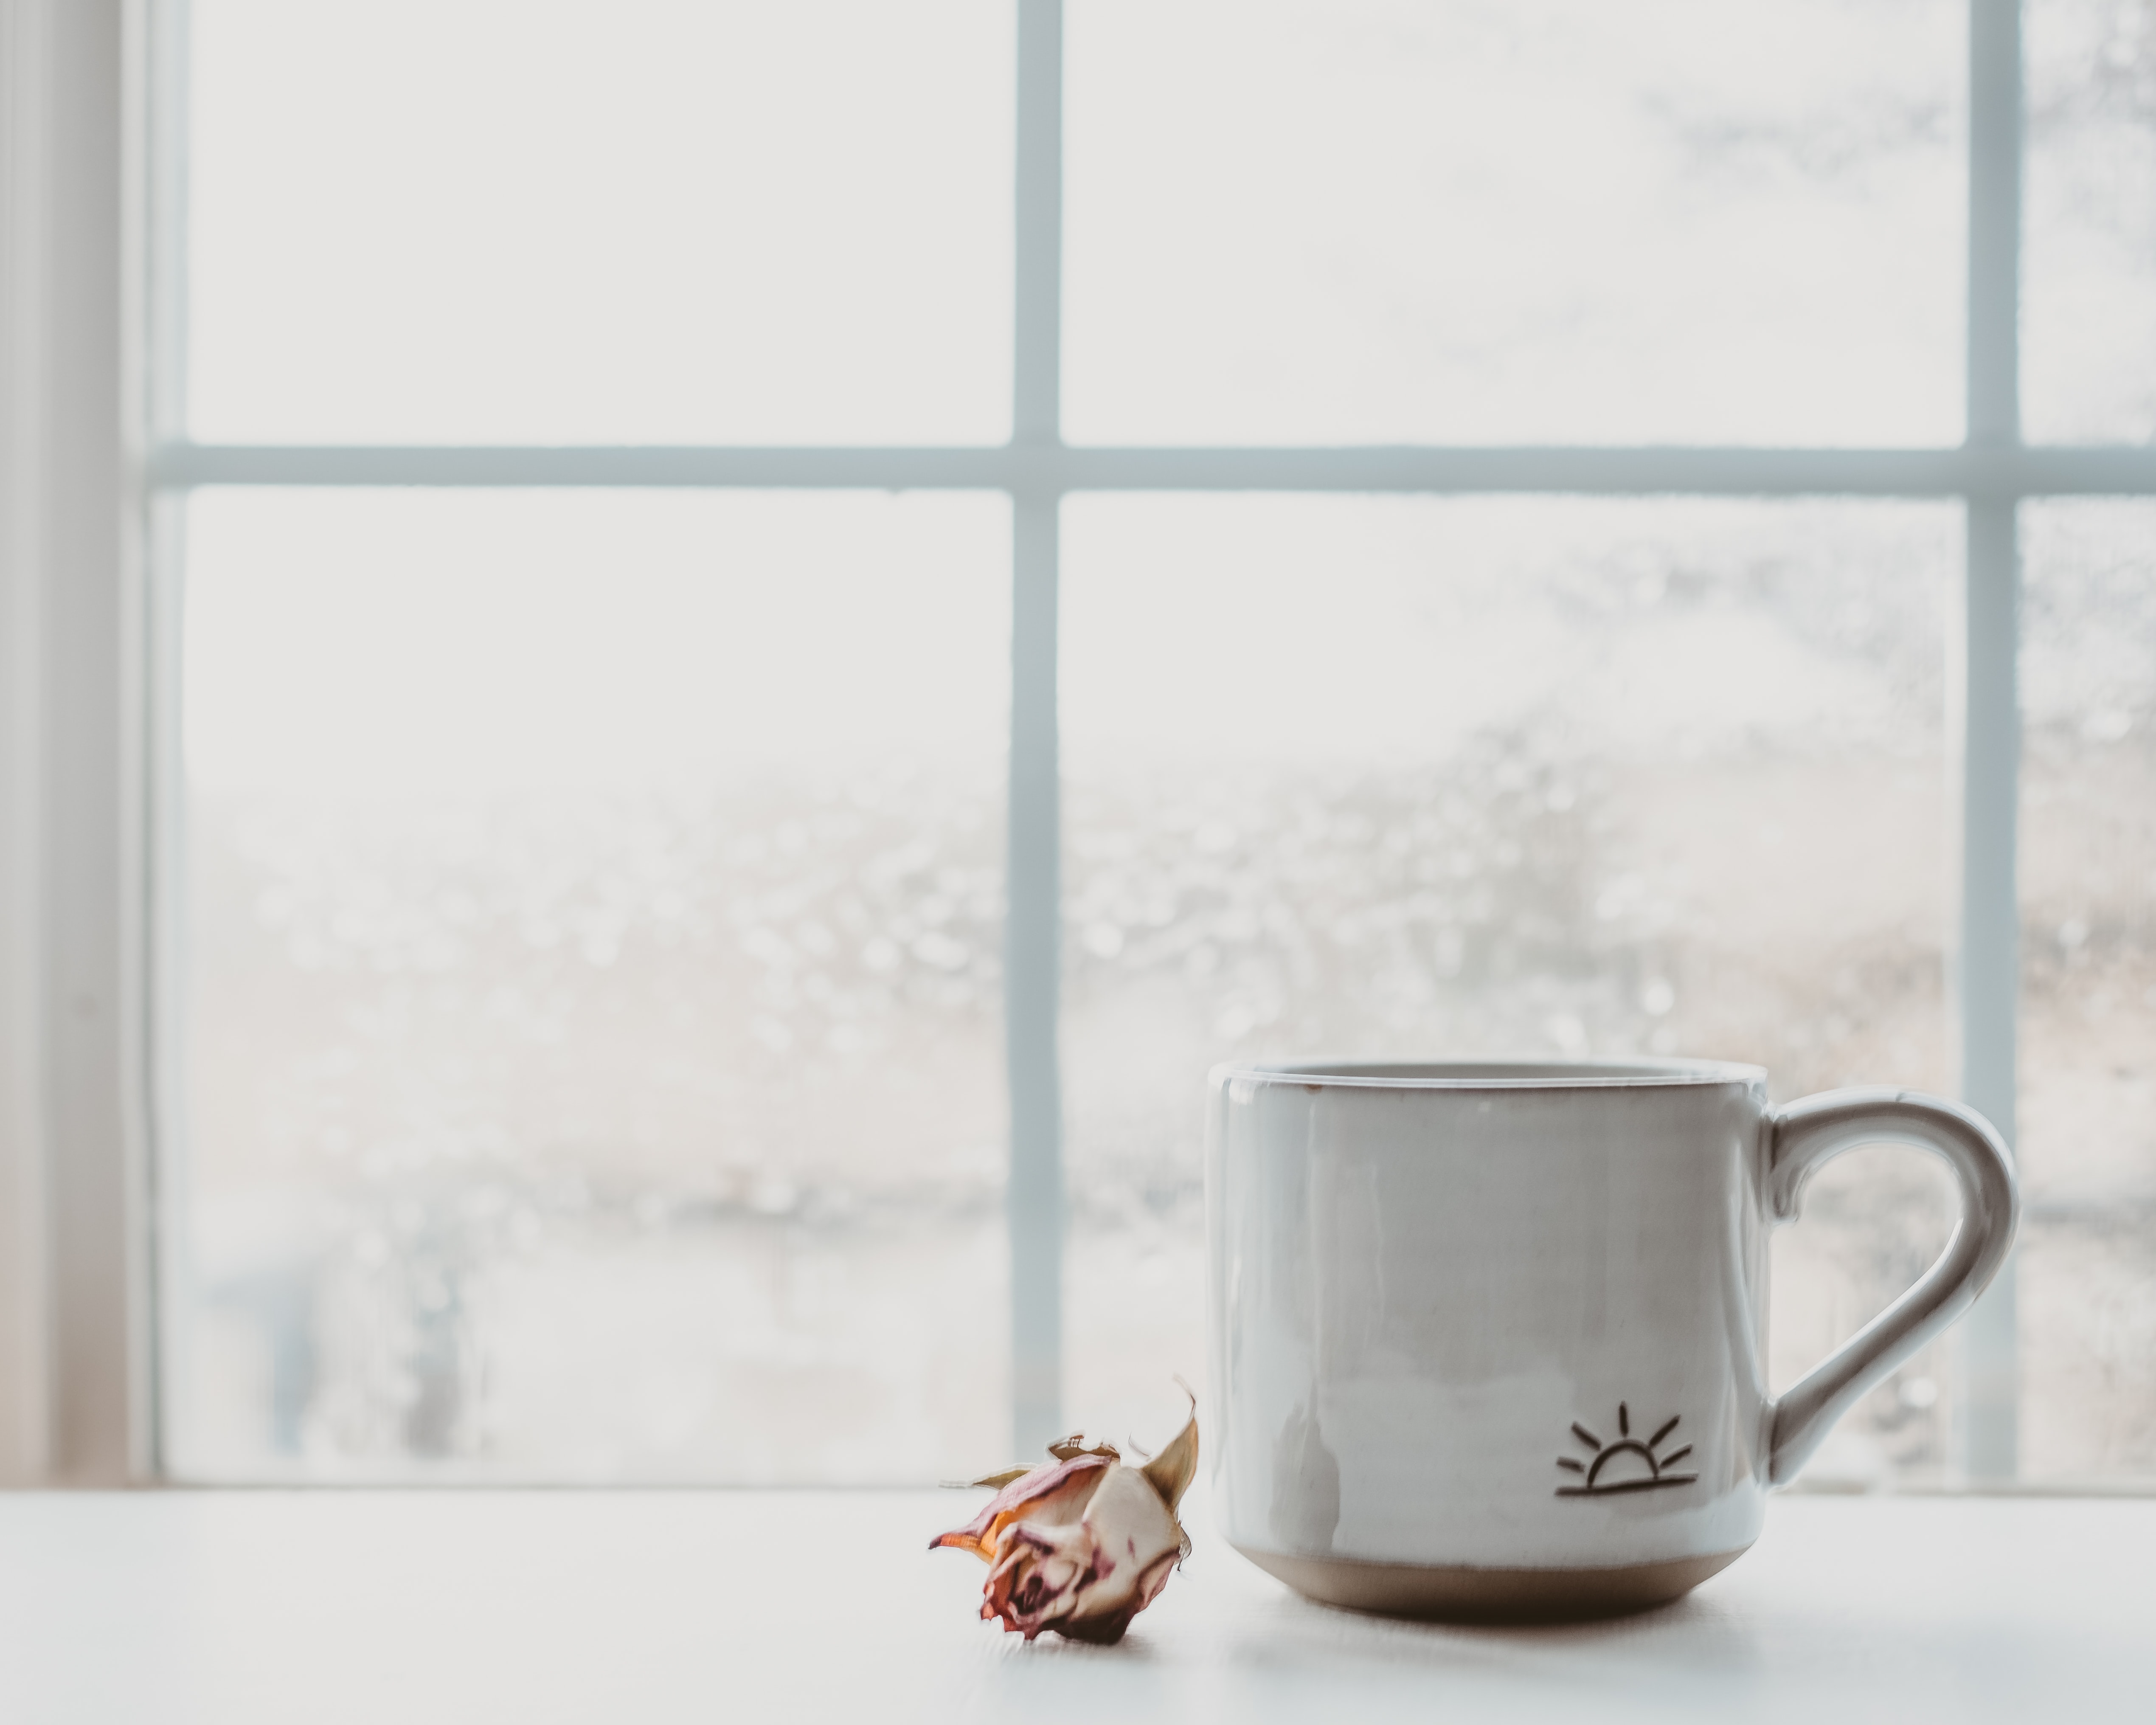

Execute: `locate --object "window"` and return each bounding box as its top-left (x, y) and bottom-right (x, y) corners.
top-left (121, 0), bottom-right (2156, 1485)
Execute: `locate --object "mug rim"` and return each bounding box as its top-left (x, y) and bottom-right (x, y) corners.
top-left (1212, 1056), bottom-right (1768, 1091)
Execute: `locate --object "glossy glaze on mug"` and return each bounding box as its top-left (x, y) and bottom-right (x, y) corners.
top-left (1204, 1060), bottom-right (2018, 1612)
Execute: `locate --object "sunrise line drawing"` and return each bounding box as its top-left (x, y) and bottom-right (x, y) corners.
top-left (1554, 1401), bottom-right (1697, 1497)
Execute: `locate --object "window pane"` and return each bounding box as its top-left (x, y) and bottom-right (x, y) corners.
top-left (2020, 501), bottom-right (2156, 1481)
top-left (187, 1), bottom-right (1012, 443)
top-left (168, 490), bottom-right (1010, 1481)
top-left (1061, 495), bottom-right (1962, 1484)
top-left (2025, 2), bottom-right (2156, 444)
top-left (1067, 0), bottom-right (1964, 447)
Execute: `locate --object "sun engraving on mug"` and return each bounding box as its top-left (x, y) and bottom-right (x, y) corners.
top-left (1554, 1402), bottom-right (1697, 1496)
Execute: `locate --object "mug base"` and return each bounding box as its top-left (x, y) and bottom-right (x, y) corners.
top-left (1232, 1542), bottom-right (1749, 1624)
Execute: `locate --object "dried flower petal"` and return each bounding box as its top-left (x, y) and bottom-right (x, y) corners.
top-left (932, 1396), bottom-right (1198, 1644)
top-left (1140, 1399), bottom-right (1199, 1514)
top-left (928, 1452), bottom-right (1110, 1561)
top-left (1046, 1434), bottom-right (1122, 1463)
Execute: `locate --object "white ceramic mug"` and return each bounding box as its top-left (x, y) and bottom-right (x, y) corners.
top-left (1205, 1060), bottom-right (2018, 1619)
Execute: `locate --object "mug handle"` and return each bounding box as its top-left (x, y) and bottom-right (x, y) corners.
top-left (1764, 1088), bottom-right (2020, 1484)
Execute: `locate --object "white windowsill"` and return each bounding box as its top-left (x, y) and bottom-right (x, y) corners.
top-left (0, 1488), bottom-right (2147, 1722)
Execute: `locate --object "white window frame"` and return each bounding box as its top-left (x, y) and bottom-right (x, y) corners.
top-left (1, 0), bottom-right (154, 1485)
top-left (4, 0), bottom-right (2147, 1482)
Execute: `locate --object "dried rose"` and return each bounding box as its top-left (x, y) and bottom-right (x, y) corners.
top-left (930, 1400), bottom-right (1198, 1644)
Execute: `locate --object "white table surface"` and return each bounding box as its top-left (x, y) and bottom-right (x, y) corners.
top-left (1, 1487), bottom-right (2149, 1724)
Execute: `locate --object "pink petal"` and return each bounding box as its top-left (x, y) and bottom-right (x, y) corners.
top-left (928, 1453), bottom-right (1110, 1557)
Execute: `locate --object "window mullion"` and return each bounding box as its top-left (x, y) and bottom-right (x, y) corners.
top-left (1954, 0), bottom-right (2022, 1481)
top-left (1006, 0), bottom-right (1064, 1459)
top-left (138, 442), bottom-right (2156, 495)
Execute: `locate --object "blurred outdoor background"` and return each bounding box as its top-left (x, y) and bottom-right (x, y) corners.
top-left (163, 1), bottom-right (2154, 1487)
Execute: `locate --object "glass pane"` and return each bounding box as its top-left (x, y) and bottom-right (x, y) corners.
top-left (1061, 495), bottom-right (1962, 1484)
top-left (187, 1), bottom-right (1012, 443)
top-left (2019, 501), bottom-right (2156, 1481)
top-left (168, 490), bottom-right (1010, 1481)
top-left (1066, 0), bottom-right (1964, 447)
top-left (2025, 2), bottom-right (2156, 444)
